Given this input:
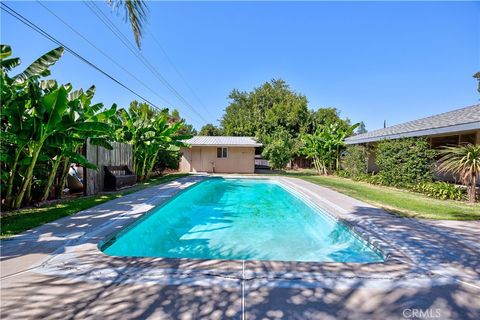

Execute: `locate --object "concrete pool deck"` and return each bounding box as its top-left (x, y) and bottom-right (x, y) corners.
top-left (1, 175), bottom-right (479, 319)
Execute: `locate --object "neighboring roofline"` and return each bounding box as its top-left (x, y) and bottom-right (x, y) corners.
top-left (184, 143), bottom-right (263, 147)
top-left (346, 121), bottom-right (480, 144)
top-left (182, 136), bottom-right (263, 147)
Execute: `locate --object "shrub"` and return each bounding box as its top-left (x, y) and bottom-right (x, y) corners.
top-left (262, 130), bottom-right (293, 169)
top-left (154, 150), bottom-right (181, 172)
top-left (412, 181), bottom-right (467, 201)
top-left (335, 170), bottom-right (351, 178)
top-left (342, 145), bottom-right (368, 177)
top-left (376, 138), bottom-right (436, 187)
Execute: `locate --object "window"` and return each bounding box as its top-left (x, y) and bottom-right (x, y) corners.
top-left (217, 147), bottom-right (228, 158)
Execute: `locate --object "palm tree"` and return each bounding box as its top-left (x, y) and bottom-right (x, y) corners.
top-left (106, 0), bottom-right (148, 48)
top-left (437, 144), bottom-right (480, 203)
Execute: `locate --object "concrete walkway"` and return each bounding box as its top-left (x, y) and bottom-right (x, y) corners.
top-left (1, 175), bottom-right (479, 319)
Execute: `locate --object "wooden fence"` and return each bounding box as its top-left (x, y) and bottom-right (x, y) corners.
top-left (85, 139), bottom-right (133, 195)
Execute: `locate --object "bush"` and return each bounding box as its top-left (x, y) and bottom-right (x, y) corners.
top-left (412, 181), bottom-right (467, 201)
top-left (335, 170), bottom-right (351, 178)
top-left (376, 138), bottom-right (436, 187)
top-left (262, 130), bottom-right (293, 169)
top-left (342, 145), bottom-right (368, 177)
top-left (154, 150), bottom-right (181, 172)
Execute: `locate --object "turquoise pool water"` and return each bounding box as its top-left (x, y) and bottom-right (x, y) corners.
top-left (102, 178), bottom-right (383, 263)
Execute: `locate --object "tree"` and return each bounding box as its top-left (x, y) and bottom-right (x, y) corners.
top-left (1, 45), bottom-right (115, 208)
top-left (261, 129), bottom-right (293, 170)
top-left (308, 107), bottom-right (351, 133)
top-left (116, 102), bottom-right (191, 181)
top-left (437, 144), bottom-right (480, 203)
top-left (356, 121), bottom-right (367, 134)
top-left (473, 71), bottom-right (480, 94)
top-left (300, 123), bottom-right (359, 175)
top-left (106, 0), bottom-right (148, 48)
top-left (221, 79), bottom-right (309, 139)
top-left (220, 79), bottom-right (309, 165)
top-left (170, 109), bottom-right (197, 136)
top-left (39, 85), bottom-right (116, 202)
top-left (1, 45), bottom-right (69, 208)
top-left (199, 123), bottom-right (222, 136)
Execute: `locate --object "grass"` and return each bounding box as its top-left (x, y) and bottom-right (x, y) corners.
top-left (285, 170), bottom-right (480, 220)
top-left (0, 173), bottom-right (189, 238)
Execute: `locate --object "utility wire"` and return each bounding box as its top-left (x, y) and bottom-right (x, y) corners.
top-left (83, 0), bottom-right (209, 124)
top-left (0, 2), bottom-right (160, 109)
top-left (148, 32), bottom-right (210, 115)
top-left (36, 0), bottom-right (174, 109)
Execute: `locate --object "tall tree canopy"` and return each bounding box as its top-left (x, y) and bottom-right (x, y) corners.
top-left (221, 79), bottom-right (309, 140)
top-left (219, 79), bottom-right (353, 169)
top-left (199, 123), bottom-right (223, 136)
top-left (170, 109), bottom-right (197, 136)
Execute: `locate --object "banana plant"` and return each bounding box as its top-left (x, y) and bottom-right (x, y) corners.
top-left (1, 45), bottom-right (66, 208)
top-left (39, 84), bottom-right (116, 201)
top-left (1, 45), bottom-right (118, 208)
top-left (116, 102), bottom-right (191, 182)
top-left (300, 123), bottom-right (359, 175)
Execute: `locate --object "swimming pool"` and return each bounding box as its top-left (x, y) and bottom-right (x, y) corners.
top-left (101, 178), bottom-right (384, 263)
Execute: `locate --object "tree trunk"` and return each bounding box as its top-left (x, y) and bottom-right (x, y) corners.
top-left (139, 156), bottom-right (148, 182)
top-left (56, 157), bottom-right (70, 199)
top-left (41, 156), bottom-right (62, 202)
top-left (25, 178), bottom-right (33, 205)
top-left (469, 174), bottom-right (477, 203)
top-left (313, 157), bottom-right (320, 175)
top-left (13, 142), bottom-right (43, 209)
top-left (336, 146), bottom-right (340, 171)
top-left (5, 147), bottom-right (22, 208)
top-left (146, 151), bottom-right (160, 180)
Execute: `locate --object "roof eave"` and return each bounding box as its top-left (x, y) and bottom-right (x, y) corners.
top-left (184, 143), bottom-right (263, 147)
top-left (345, 121), bottom-right (480, 145)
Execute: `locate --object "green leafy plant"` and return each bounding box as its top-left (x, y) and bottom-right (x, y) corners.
top-left (375, 138), bottom-right (436, 187)
top-left (342, 145), bottom-right (368, 177)
top-left (1, 45), bottom-right (114, 208)
top-left (116, 102), bottom-right (191, 181)
top-left (412, 181), bottom-right (466, 201)
top-left (261, 129), bottom-right (294, 169)
top-left (436, 144), bottom-right (480, 203)
top-left (300, 123), bottom-right (359, 175)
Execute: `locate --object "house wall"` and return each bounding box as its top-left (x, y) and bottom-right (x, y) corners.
top-left (367, 148), bottom-right (379, 173)
top-left (179, 146), bottom-right (255, 173)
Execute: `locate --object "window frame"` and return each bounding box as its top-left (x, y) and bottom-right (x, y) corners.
top-left (216, 147), bottom-right (228, 159)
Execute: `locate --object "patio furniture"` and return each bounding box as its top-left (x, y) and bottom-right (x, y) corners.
top-left (104, 165), bottom-right (136, 191)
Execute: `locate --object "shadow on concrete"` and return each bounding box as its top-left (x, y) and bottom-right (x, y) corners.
top-left (1, 177), bottom-right (480, 319)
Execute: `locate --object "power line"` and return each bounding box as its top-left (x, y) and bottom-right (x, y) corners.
top-left (85, 0), bottom-right (207, 123)
top-left (0, 2), bottom-right (160, 109)
top-left (83, 0), bottom-right (209, 124)
top-left (36, 0), bottom-right (174, 109)
top-left (148, 32), bottom-right (210, 115)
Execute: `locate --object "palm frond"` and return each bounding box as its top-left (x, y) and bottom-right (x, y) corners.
top-left (437, 144), bottom-right (480, 183)
top-left (107, 0), bottom-right (148, 48)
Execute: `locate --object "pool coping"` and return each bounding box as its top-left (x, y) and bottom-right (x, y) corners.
top-left (7, 174), bottom-right (433, 288)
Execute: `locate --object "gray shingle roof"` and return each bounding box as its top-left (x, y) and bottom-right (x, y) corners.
top-left (346, 104), bottom-right (480, 144)
top-left (183, 136), bottom-right (262, 147)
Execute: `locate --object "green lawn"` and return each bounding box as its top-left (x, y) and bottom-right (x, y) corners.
top-left (0, 173), bottom-right (189, 238)
top-left (286, 171), bottom-right (480, 220)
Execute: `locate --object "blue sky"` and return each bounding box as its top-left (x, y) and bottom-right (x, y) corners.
top-left (2, 1), bottom-right (479, 131)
